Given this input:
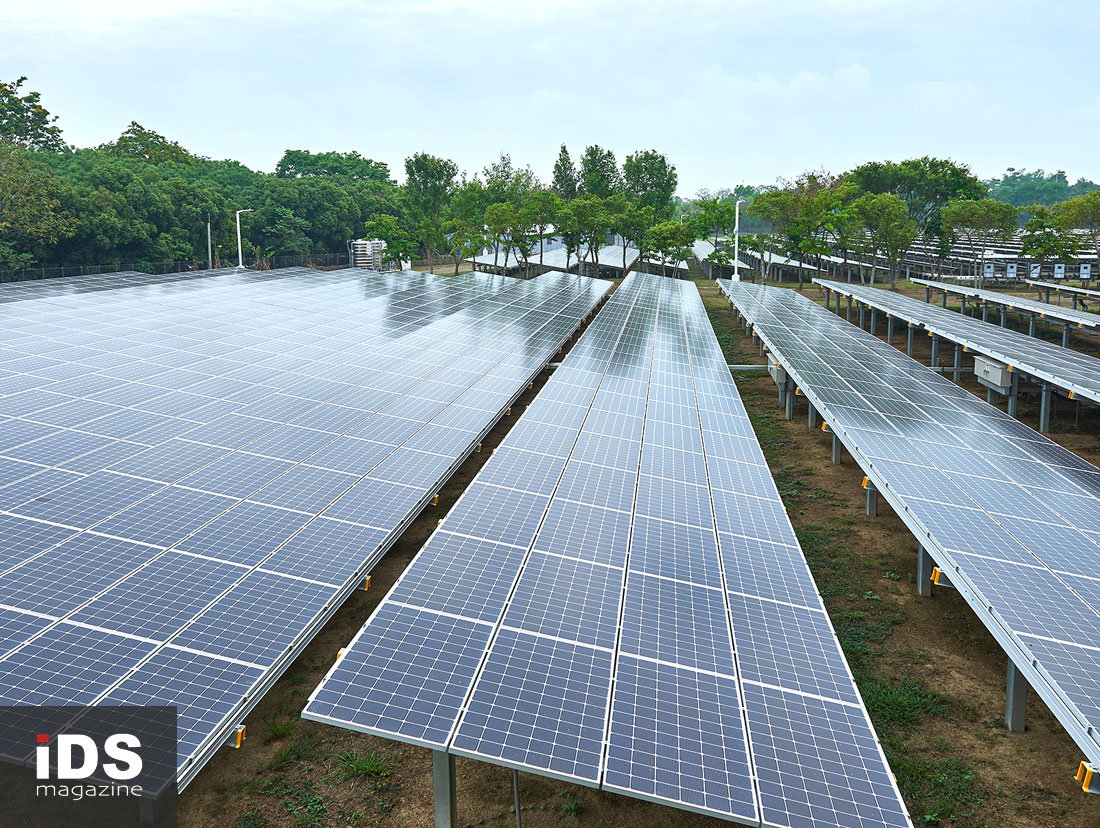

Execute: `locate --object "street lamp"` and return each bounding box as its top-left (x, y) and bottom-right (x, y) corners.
top-left (235, 209), bottom-right (254, 268)
top-left (733, 199), bottom-right (746, 282)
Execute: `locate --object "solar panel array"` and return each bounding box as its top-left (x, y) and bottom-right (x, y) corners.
top-left (1026, 280), bottom-right (1100, 301)
top-left (719, 279), bottom-right (1100, 770)
top-left (306, 272), bottom-right (911, 828)
top-left (815, 278), bottom-right (1100, 405)
top-left (0, 265), bottom-right (611, 791)
top-left (911, 277), bottom-right (1100, 331)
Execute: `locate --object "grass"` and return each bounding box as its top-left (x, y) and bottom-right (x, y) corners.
top-left (329, 748), bottom-right (395, 780)
top-left (262, 699), bottom-right (299, 742)
top-left (268, 732), bottom-right (323, 771)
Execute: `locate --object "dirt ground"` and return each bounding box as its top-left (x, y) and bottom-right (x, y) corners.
top-left (177, 277), bottom-right (1100, 828)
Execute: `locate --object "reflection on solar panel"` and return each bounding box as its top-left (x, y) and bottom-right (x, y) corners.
top-left (815, 278), bottom-right (1100, 406)
top-left (0, 265), bottom-right (611, 792)
top-left (911, 277), bottom-right (1100, 331)
top-left (305, 272), bottom-right (911, 828)
top-left (719, 279), bottom-right (1100, 773)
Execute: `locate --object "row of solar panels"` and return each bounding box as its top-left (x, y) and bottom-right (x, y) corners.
top-left (0, 266), bottom-right (611, 791)
top-left (719, 279), bottom-right (1100, 773)
top-left (306, 272), bottom-right (912, 828)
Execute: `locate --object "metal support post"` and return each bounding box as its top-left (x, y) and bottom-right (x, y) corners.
top-left (513, 769), bottom-right (523, 828)
top-left (924, 286), bottom-right (931, 303)
top-left (917, 545), bottom-right (933, 597)
top-left (1005, 661), bottom-right (1028, 732)
top-left (859, 304), bottom-right (865, 329)
top-left (1008, 371), bottom-right (1019, 418)
top-left (865, 480), bottom-right (878, 517)
top-left (1000, 308), bottom-right (1006, 327)
top-left (846, 296), bottom-right (852, 322)
top-left (433, 751), bottom-right (458, 828)
top-left (887, 317), bottom-right (894, 344)
top-left (825, 288), bottom-right (831, 311)
top-left (930, 335), bottom-right (939, 369)
top-left (941, 291), bottom-right (947, 308)
top-left (1062, 323), bottom-right (1070, 349)
top-left (808, 402), bottom-right (818, 429)
top-left (870, 308), bottom-right (877, 334)
top-left (906, 323), bottom-right (914, 356)
top-left (987, 387), bottom-right (995, 405)
top-left (1028, 315), bottom-right (1035, 337)
top-left (784, 381), bottom-right (795, 420)
top-left (982, 303), bottom-right (988, 322)
top-left (961, 296), bottom-right (967, 314)
top-left (831, 433), bottom-right (842, 465)
top-left (1039, 383), bottom-right (1052, 432)
top-left (953, 342), bottom-right (962, 382)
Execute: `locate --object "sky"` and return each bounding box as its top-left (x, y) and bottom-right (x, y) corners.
top-left (3, 0), bottom-right (1098, 197)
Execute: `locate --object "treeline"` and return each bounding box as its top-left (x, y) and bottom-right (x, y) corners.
top-left (985, 168), bottom-right (1098, 208)
top-left (0, 76), bottom-right (691, 274)
top-left (725, 158), bottom-right (1100, 288)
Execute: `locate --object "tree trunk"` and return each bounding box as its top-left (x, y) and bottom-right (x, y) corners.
top-left (428, 243), bottom-right (435, 275)
top-left (493, 241), bottom-right (499, 270)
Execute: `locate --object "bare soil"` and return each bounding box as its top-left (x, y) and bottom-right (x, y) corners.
top-left (177, 277), bottom-right (1100, 828)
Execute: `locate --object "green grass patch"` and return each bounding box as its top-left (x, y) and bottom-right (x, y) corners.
top-left (861, 676), bottom-right (948, 733)
top-left (234, 809), bottom-right (269, 828)
top-left (262, 700), bottom-right (299, 742)
top-left (887, 744), bottom-right (985, 827)
top-left (329, 748), bottom-right (395, 780)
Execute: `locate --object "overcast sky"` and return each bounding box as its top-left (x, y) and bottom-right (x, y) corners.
top-left (3, 0), bottom-right (1097, 196)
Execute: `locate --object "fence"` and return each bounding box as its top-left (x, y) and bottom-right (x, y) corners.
top-left (0, 252), bottom-right (351, 284)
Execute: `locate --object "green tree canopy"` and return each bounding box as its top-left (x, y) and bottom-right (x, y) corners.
top-left (940, 198), bottom-right (1018, 286)
top-left (551, 144), bottom-right (578, 201)
top-left (275, 150), bottom-right (392, 183)
top-left (0, 141), bottom-right (74, 268)
top-left (623, 150), bottom-right (677, 221)
top-left (0, 76), bottom-right (64, 151)
top-left (1059, 191), bottom-right (1100, 262)
top-left (403, 151), bottom-right (457, 272)
top-left (1019, 204), bottom-right (1075, 274)
top-left (106, 122), bottom-right (197, 166)
top-left (579, 145), bottom-right (621, 199)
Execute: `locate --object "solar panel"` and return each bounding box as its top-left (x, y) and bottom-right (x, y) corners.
top-left (0, 265), bottom-right (611, 791)
top-left (911, 277), bottom-right (1100, 331)
top-left (306, 272), bottom-right (911, 828)
top-left (719, 278), bottom-right (1100, 772)
top-left (815, 278), bottom-right (1100, 406)
top-left (1026, 280), bottom-right (1100, 301)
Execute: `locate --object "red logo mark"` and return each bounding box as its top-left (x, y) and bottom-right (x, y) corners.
top-left (36, 734), bottom-right (50, 744)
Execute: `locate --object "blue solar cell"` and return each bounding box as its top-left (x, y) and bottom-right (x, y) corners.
top-left (10, 470), bottom-right (165, 527)
top-left (174, 571), bottom-right (335, 666)
top-left (95, 485), bottom-right (238, 548)
top-left (452, 628), bottom-right (612, 783)
top-left (388, 531), bottom-right (526, 622)
top-left (174, 501), bottom-right (313, 565)
top-left (261, 517), bottom-right (386, 585)
top-left (0, 622), bottom-right (155, 706)
top-left (502, 553), bottom-right (622, 649)
top-left (605, 655), bottom-right (757, 822)
top-left (70, 551), bottom-right (245, 641)
top-left (307, 602), bottom-right (492, 747)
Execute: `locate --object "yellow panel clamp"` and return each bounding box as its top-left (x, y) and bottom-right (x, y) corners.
top-left (861, 477), bottom-right (869, 489)
top-left (930, 567), bottom-right (954, 588)
top-left (363, 575), bottom-right (372, 592)
top-left (821, 422), bottom-right (831, 433)
top-left (227, 724), bottom-right (246, 749)
top-left (1076, 762), bottom-right (1099, 794)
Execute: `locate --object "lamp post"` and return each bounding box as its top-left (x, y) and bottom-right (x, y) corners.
top-left (733, 199), bottom-right (746, 282)
top-left (236, 209), bottom-right (254, 268)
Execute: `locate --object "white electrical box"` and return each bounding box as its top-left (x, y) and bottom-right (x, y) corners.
top-left (767, 353), bottom-right (786, 386)
top-left (974, 353), bottom-right (1010, 393)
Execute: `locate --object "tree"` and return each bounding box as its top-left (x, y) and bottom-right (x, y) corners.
top-left (571, 196), bottom-right (610, 277)
top-left (507, 203), bottom-right (538, 276)
top-left (623, 150), bottom-right (677, 221)
top-left (529, 189), bottom-right (560, 268)
top-left (749, 172), bottom-right (836, 288)
top-left (579, 145), bottom-right (621, 199)
top-left (484, 201), bottom-right (515, 271)
top-left (609, 195), bottom-right (653, 274)
top-left (693, 196), bottom-right (735, 249)
top-left (940, 198), bottom-right (1018, 287)
top-left (403, 152), bottom-right (457, 273)
top-left (848, 157), bottom-right (986, 256)
top-left (1059, 191), bottom-right (1100, 267)
top-left (259, 207), bottom-right (311, 257)
top-left (853, 193), bottom-right (917, 289)
top-left (551, 144), bottom-right (578, 201)
top-left (275, 150), bottom-right (391, 184)
top-left (0, 76), bottom-right (64, 151)
top-left (107, 122), bottom-right (196, 165)
top-left (746, 232), bottom-right (776, 283)
top-left (554, 202), bottom-right (581, 272)
top-left (363, 214), bottom-right (415, 270)
top-left (645, 220), bottom-right (695, 279)
top-left (0, 141), bottom-right (74, 268)
top-left (442, 218), bottom-right (485, 276)
top-left (1019, 205), bottom-right (1075, 281)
